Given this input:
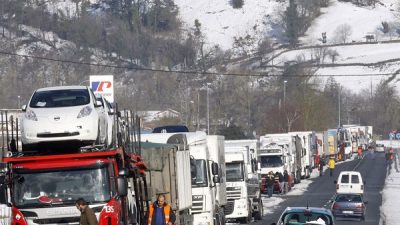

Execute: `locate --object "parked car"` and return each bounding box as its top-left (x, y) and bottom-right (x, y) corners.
top-left (375, 144), bottom-right (385, 152)
top-left (330, 193), bottom-right (366, 220)
top-left (270, 207), bottom-right (335, 225)
top-left (335, 171), bottom-right (364, 194)
top-left (21, 86), bottom-right (108, 151)
top-left (96, 95), bottom-right (115, 147)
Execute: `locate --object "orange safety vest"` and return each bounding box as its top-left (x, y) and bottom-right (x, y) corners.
top-left (148, 203), bottom-right (172, 225)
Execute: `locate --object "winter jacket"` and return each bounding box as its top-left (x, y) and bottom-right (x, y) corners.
top-left (79, 206), bottom-right (98, 225)
top-left (148, 201), bottom-right (176, 225)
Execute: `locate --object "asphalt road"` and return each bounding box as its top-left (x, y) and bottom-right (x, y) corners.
top-left (254, 152), bottom-right (387, 225)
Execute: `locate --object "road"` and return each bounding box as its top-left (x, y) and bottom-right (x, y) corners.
top-left (254, 152), bottom-right (387, 225)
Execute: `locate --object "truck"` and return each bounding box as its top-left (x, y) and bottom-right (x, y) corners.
top-left (324, 129), bottom-right (338, 158)
top-left (141, 130), bottom-right (226, 225)
top-left (224, 140), bottom-right (262, 223)
top-left (139, 135), bottom-right (193, 225)
top-left (288, 131), bottom-right (316, 178)
top-left (1, 146), bottom-right (148, 225)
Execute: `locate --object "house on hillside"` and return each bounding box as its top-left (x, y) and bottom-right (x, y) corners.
top-left (137, 108), bottom-right (181, 123)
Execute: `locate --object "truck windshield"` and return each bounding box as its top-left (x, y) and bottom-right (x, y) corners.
top-left (12, 167), bottom-right (110, 208)
top-left (192, 159), bottom-right (208, 187)
top-left (226, 162), bottom-right (244, 182)
top-left (260, 155), bottom-right (283, 168)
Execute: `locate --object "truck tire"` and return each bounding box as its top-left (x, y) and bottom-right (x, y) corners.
top-left (254, 199), bottom-right (263, 220)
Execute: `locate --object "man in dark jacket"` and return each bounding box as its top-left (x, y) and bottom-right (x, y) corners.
top-left (148, 194), bottom-right (176, 225)
top-left (265, 171), bottom-right (275, 198)
top-left (319, 155), bottom-right (325, 176)
top-left (76, 198), bottom-right (98, 225)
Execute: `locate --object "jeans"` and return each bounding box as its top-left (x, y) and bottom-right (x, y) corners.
top-left (330, 168), bottom-right (334, 177)
top-left (267, 186), bottom-right (273, 197)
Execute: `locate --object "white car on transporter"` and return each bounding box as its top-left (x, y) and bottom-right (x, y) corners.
top-left (21, 86), bottom-right (108, 151)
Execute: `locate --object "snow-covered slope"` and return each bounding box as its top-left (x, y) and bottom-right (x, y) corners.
top-left (176, 0), bottom-right (400, 92)
top-left (175, 0), bottom-right (287, 50)
top-left (301, 0), bottom-right (398, 45)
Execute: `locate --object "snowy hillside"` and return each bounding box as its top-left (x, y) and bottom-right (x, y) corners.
top-left (175, 0), bottom-right (400, 92)
top-left (175, 0), bottom-right (287, 50)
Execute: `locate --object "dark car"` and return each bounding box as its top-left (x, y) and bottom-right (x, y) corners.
top-left (330, 193), bottom-right (366, 220)
top-left (271, 207), bottom-right (335, 225)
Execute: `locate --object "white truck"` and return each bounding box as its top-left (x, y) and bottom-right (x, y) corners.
top-left (259, 134), bottom-right (292, 176)
top-left (224, 140), bottom-right (263, 223)
top-left (143, 131), bottom-right (226, 225)
top-left (289, 131), bottom-right (316, 178)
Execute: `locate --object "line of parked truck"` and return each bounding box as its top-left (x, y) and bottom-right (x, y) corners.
top-left (0, 86), bottom-right (374, 225)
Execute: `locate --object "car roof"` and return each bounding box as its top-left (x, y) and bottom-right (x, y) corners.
top-left (283, 207), bottom-right (333, 215)
top-left (36, 86), bottom-right (88, 92)
top-left (339, 171), bottom-right (361, 175)
top-left (335, 193), bottom-right (363, 197)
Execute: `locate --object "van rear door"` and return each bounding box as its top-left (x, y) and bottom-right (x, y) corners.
top-left (337, 173), bottom-right (350, 193)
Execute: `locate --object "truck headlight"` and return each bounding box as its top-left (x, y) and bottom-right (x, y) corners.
top-left (77, 106), bottom-right (92, 118)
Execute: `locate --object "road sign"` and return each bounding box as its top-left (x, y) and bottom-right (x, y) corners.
top-left (396, 133), bottom-right (400, 140)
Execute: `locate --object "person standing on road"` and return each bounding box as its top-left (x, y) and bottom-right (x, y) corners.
top-left (265, 171), bottom-right (275, 198)
top-left (148, 194), bottom-right (175, 225)
top-left (319, 155), bottom-right (325, 176)
top-left (357, 146), bottom-right (363, 159)
top-left (282, 170), bottom-right (289, 193)
top-left (75, 198), bottom-right (98, 225)
top-left (275, 172), bottom-right (284, 194)
top-left (328, 156), bottom-right (335, 177)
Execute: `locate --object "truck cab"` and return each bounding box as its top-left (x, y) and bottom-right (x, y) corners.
top-left (224, 140), bottom-right (262, 223)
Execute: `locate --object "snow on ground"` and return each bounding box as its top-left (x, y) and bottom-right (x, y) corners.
top-left (380, 148), bottom-right (400, 225)
top-left (301, 0), bottom-right (399, 45)
top-left (174, 0), bottom-right (286, 51)
top-left (270, 42), bottom-right (400, 92)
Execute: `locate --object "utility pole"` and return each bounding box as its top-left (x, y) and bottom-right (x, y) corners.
top-left (207, 83), bottom-right (211, 135)
top-left (338, 87), bottom-right (341, 128)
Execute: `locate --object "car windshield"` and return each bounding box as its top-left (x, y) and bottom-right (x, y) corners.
top-left (192, 159), bottom-right (208, 187)
top-left (12, 166), bottom-right (111, 208)
top-left (30, 89), bottom-right (90, 108)
top-left (282, 212), bottom-right (333, 225)
top-left (261, 155), bottom-right (283, 168)
top-left (335, 194), bottom-right (362, 202)
top-left (226, 162), bottom-right (244, 182)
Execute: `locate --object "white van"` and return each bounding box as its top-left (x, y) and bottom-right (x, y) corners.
top-left (335, 171), bottom-right (364, 194)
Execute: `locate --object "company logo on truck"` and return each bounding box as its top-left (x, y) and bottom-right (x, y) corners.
top-left (91, 81), bottom-right (112, 92)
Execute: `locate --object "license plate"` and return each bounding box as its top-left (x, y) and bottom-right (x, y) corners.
top-left (342, 211), bottom-right (353, 214)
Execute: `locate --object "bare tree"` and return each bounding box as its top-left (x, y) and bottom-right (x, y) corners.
top-left (334, 23), bottom-right (352, 44)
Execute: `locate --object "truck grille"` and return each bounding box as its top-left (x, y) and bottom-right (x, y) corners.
top-left (224, 201), bottom-right (235, 215)
top-left (191, 195), bottom-right (203, 214)
top-left (33, 217), bottom-right (80, 224)
top-left (226, 187), bottom-right (241, 200)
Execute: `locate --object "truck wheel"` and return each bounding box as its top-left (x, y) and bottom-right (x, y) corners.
top-left (254, 199), bottom-right (263, 220)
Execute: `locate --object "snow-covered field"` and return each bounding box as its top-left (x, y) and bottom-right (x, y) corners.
top-left (175, 0), bottom-right (400, 92)
top-left (175, 0), bottom-right (286, 51)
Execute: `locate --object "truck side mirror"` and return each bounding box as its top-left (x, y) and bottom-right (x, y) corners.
top-left (212, 162), bottom-right (219, 176)
top-left (213, 176), bottom-right (220, 184)
top-left (117, 177), bottom-right (128, 197)
top-left (108, 108), bottom-right (115, 115)
top-left (334, 180), bottom-right (337, 184)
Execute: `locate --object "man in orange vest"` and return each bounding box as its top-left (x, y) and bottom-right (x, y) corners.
top-left (148, 194), bottom-right (175, 225)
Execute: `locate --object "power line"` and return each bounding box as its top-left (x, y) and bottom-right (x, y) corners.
top-left (0, 50), bottom-right (396, 77)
